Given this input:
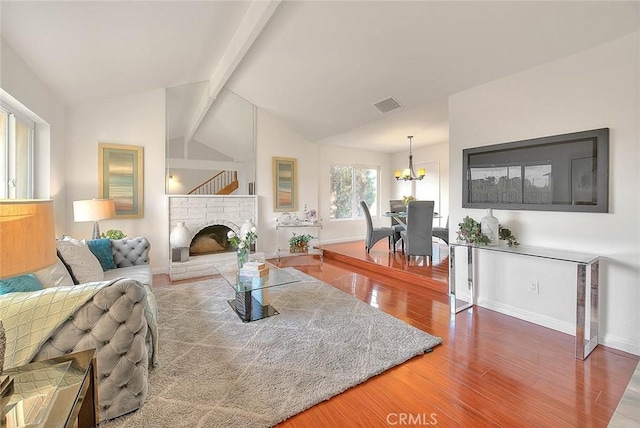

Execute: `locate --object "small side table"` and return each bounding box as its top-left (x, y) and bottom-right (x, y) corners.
top-left (2, 349), bottom-right (98, 427)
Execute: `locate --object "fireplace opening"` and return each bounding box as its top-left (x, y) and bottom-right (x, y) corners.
top-left (190, 225), bottom-right (234, 256)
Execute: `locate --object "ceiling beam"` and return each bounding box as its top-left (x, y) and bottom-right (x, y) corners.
top-left (183, 0), bottom-right (281, 146)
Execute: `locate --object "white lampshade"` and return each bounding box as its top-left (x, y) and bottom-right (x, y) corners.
top-left (0, 199), bottom-right (56, 279)
top-left (73, 199), bottom-right (116, 239)
top-left (73, 199), bottom-right (116, 222)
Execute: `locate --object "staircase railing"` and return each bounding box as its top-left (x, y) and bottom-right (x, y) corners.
top-left (188, 170), bottom-right (238, 195)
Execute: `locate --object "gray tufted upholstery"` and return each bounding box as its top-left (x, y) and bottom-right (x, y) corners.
top-left (19, 237), bottom-right (157, 422)
top-left (33, 278), bottom-right (149, 421)
top-left (111, 237), bottom-right (150, 267)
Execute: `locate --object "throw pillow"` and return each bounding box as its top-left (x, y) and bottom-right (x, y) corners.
top-left (56, 239), bottom-right (104, 283)
top-left (33, 256), bottom-right (75, 288)
top-left (86, 238), bottom-right (116, 271)
top-left (0, 274), bottom-right (43, 295)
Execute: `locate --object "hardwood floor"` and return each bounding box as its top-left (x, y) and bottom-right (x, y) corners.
top-left (264, 240), bottom-right (639, 427)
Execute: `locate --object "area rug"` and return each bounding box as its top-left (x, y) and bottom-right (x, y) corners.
top-left (104, 268), bottom-right (442, 428)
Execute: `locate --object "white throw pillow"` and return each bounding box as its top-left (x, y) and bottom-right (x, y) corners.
top-left (56, 239), bottom-right (104, 283)
top-left (33, 257), bottom-right (75, 288)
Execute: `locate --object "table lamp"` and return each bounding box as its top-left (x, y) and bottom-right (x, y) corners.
top-left (0, 199), bottom-right (56, 280)
top-left (0, 199), bottom-right (56, 376)
top-left (73, 199), bottom-right (116, 239)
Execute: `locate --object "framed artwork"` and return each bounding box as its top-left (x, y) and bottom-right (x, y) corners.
top-left (272, 157), bottom-right (297, 211)
top-left (571, 157), bottom-right (597, 205)
top-left (98, 142), bottom-right (144, 218)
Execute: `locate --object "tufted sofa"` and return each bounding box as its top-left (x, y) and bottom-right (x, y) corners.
top-left (1, 237), bottom-right (158, 422)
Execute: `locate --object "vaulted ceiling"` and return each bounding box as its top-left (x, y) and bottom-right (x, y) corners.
top-left (2, 1), bottom-right (638, 152)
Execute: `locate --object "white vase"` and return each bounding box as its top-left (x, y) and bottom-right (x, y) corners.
top-left (481, 208), bottom-right (499, 245)
top-left (169, 222), bottom-right (191, 248)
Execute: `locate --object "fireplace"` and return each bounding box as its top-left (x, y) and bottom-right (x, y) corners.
top-left (168, 195), bottom-right (261, 281)
top-left (190, 225), bottom-right (233, 256)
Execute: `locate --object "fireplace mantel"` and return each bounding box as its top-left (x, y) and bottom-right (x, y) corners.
top-left (167, 195), bottom-right (260, 281)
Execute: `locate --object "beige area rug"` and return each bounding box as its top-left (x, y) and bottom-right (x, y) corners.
top-left (103, 268), bottom-right (442, 428)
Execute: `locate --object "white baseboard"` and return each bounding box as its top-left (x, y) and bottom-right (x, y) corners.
top-left (599, 334), bottom-right (640, 356)
top-left (476, 297), bottom-right (575, 336)
top-left (476, 298), bottom-right (640, 356)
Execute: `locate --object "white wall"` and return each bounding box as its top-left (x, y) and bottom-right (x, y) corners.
top-left (0, 38), bottom-right (67, 233)
top-left (449, 32), bottom-right (639, 355)
top-left (256, 109), bottom-right (396, 253)
top-left (65, 90), bottom-right (168, 272)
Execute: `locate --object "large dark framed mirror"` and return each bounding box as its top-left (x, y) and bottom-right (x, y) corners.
top-left (462, 128), bottom-right (609, 213)
top-left (165, 82), bottom-right (256, 195)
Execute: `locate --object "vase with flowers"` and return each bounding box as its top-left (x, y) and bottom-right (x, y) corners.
top-left (227, 226), bottom-right (258, 268)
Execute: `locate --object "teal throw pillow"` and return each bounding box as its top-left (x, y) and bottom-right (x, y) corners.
top-left (86, 239), bottom-right (116, 271)
top-left (0, 274), bottom-right (43, 295)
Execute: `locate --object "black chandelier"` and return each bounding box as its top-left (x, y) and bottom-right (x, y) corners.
top-left (394, 136), bottom-right (425, 181)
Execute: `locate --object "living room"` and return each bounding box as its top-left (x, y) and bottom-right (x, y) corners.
top-left (1, 1), bottom-right (639, 426)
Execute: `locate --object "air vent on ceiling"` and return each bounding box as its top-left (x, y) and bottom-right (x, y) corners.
top-left (374, 97), bottom-right (402, 113)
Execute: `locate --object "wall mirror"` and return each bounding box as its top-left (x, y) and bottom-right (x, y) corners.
top-left (463, 128), bottom-right (609, 213)
top-left (165, 81), bottom-right (256, 195)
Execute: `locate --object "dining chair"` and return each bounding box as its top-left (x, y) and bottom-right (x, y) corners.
top-left (432, 215), bottom-right (449, 244)
top-left (389, 200), bottom-right (405, 249)
top-left (400, 200), bottom-right (434, 263)
top-left (360, 201), bottom-right (396, 253)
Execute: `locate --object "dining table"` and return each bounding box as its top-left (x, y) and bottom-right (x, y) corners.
top-left (383, 211), bottom-right (442, 230)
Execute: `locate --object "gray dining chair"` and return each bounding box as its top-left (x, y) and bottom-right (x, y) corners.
top-left (360, 201), bottom-right (396, 253)
top-left (389, 200), bottom-right (405, 249)
top-left (400, 200), bottom-right (434, 263)
top-left (432, 215), bottom-right (449, 244)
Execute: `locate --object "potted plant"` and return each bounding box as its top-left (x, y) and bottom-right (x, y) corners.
top-left (100, 229), bottom-right (127, 239)
top-left (289, 233), bottom-right (315, 253)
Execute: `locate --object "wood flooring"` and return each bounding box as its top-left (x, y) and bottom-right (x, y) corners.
top-left (154, 239), bottom-right (639, 427)
top-left (267, 240), bottom-right (640, 427)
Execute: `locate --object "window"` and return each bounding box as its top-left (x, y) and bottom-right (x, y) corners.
top-left (329, 164), bottom-right (379, 219)
top-left (0, 104), bottom-right (35, 199)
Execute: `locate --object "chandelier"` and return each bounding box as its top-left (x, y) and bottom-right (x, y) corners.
top-left (394, 136), bottom-right (425, 181)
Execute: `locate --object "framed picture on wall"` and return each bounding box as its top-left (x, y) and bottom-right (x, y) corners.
top-left (98, 142), bottom-right (144, 218)
top-left (272, 156), bottom-right (297, 211)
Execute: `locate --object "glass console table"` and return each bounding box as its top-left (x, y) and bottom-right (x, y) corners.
top-left (275, 220), bottom-right (323, 264)
top-left (215, 262), bottom-right (300, 322)
top-left (449, 242), bottom-right (599, 360)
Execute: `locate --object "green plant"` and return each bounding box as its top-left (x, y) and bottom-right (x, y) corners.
top-left (456, 216), bottom-right (520, 246)
top-left (100, 229), bottom-right (127, 239)
top-left (499, 225), bottom-right (519, 246)
top-left (456, 216), bottom-right (490, 244)
top-left (402, 195), bottom-right (416, 206)
top-left (289, 233), bottom-right (315, 251)
top-left (227, 229), bottom-right (257, 251)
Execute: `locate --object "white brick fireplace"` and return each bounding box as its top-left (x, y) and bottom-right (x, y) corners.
top-left (167, 195), bottom-right (261, 281)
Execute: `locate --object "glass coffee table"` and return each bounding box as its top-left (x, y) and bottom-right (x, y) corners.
top-left (215, 262), bottom-right (300, 322)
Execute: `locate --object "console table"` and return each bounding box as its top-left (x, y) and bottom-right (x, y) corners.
top-left (275, 220), bottom-right (323, 264)
top-left (449, 242), bottom-right (599, 360)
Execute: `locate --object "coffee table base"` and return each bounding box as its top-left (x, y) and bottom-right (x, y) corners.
top-left (228, 294), bottom-right (279, 323)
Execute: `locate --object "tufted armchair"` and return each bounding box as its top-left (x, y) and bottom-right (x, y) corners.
top-left (1, 237), bottom-right (157, 422)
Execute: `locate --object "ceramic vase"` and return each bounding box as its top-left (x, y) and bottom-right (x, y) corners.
top-left (169, 222), bottom-right (191, 248)
top-left (481, 209), bottom-right (499, 245)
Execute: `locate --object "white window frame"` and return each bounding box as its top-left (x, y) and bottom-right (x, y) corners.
top-left (0, 102), bottom-right (35, 199)
top-left (329, 163), bottom-right (381, 221)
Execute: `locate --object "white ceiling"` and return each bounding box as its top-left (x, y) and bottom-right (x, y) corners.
top-left (2, 1), bottom-right (639, 153)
